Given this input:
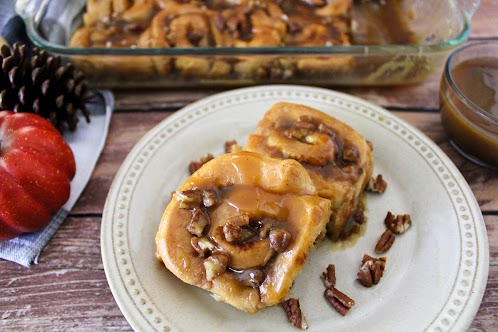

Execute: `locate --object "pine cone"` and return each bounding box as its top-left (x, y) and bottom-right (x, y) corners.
top-left (0, 43), bottom-right (91, 132)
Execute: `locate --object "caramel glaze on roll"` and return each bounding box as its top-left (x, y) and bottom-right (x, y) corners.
top-left (246, 102), bottom-right (373, 241)
top-left (156, 151), bottom-right (331, 313)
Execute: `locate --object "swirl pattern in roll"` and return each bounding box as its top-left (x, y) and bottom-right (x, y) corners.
top-left (246, 102), bottom-right (374, 240)
top-left (155, 151), bottom-right (331, 313)
top-left (146, 2), bottom-right (230, 78)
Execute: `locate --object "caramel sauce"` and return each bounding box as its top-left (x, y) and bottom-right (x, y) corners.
top-left (440, 57), bottom-right (498, 168)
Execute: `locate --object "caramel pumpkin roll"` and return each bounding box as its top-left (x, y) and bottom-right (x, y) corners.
top-left (156, 151), bottom-right (331, 313)
top-left (246, 103), bottom-right (373, 240)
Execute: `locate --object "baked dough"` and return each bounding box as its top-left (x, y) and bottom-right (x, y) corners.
top-left (155, 151), bottom-right (331, 313)
top-left (246, 102), bottom-right (373, 240)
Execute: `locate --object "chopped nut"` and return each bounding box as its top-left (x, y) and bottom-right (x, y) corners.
top-left (384, 211), bottom-right (412, 234)
top-left (324, 288), bottom-right (355, 316)
top-left (188, 153), bottom-right (214, 175)
top-left (259, 222), bottom-right (273, 239)
top-left (367, 174), bottom-right (387, 193)
top-left (186, 208), bottom-right (209, 237)
top-left (204, 252), bottom-right (229, 281)
top-left (223, 214), bottom-right (253, 242)
top-left (375, 229), bottom-right (395, 254)
top-left (191, 237), bottom-right (215, 257)
top-left (342, 146), bottom-right (358, 163)
top-left (202, 188), bottom-right (220, 208)
top-left (322, 264), bottom-right (336, 288)
top-left (236, 269), bottom-right (265, 288)
top-left (269, 229), bottom-right (292, 253)
top-left (357, 255), bottom-right (386, 288)
top-left (224, 140), bottom-right (243, 153)
top-left (176, 189), bottom-right (202, 209)
top-left (282, 298), bottom-right (309, 330)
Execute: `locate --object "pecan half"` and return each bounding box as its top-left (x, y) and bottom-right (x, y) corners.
top-left (282, 298), bottom-right (309, 330)
top-left (322, 264), bottom-right (336, 288)
top-left (366, 174), bottom-right (387, 193)
top-left (186, 208), bottom-right (209, 237)
top-left (318, 123), bottom-right (335, 137)
top-left (375, 229), bottom-right (395, 254)
top-left (269, 229), bottom-right (292, 253)
top-left (258, 222), bottom-right (273, 239)
top-left (357, 255), bottom-right (386, 288)
top-left (384, 211), bottom-right (412, 234)
top-left (324, 288), bottom-right (355, 316)
top-left (204, 252), bottom-right (229, 281)
top-left (188, 153), bottom-right (214, 175)
top-left (225, 140), bottom-right (243, 153)
top-left (223, 214), bottom-right (254, 242)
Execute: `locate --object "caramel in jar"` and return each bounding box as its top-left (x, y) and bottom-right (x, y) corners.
top-left (440, 56), bottom-right (498, 169)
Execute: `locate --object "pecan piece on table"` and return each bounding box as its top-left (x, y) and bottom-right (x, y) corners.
top-left (322, 264), bottom-right (336, 288)
top-left (282, 298), bottom-right (309, 330)
top-left (366, 174), bottom-right (387, 193)
top-left (204, 252), bottom-right (229, 281)
top-left (375, 229), bottom-right (395, 254)
top-left (188, 153), bottom-right (214, 175)
top-left (384, 211), bottom-right (412, 234)
top-left (186, 208), bottom-right (209, 237)
top-left (324, 287), bottom-right (355, 316)
top-left (357, 254), bottom-right (386, 288)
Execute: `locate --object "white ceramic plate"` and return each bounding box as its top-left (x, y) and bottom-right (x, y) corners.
top-left (101, 85), bottom-right (489, 332)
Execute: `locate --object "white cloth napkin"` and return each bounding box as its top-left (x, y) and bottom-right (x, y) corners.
top-left (0, 90), bottom-right (114, 267)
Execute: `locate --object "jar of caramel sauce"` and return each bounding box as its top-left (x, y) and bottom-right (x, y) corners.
top-left (440, 42), bottom-right (498, 169)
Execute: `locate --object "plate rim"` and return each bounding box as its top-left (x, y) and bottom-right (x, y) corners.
top-left (101, 85), bottom-right (489, 332)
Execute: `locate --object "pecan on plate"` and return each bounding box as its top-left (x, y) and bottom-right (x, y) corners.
top-left (322, 264), bottom-right (336, 288)
top-left (282, 298), bottom-right (309, 330)
top-left (324, 287), bottom-right (355, 316)
top-left (384, 211), bottom-right (412, 234)
top-left (357, 254), bottom-right (386, 288)
top-left (366, 174), bottom-right (387, 193)
top-left (375, 229), bottom-right (395, 254)
top-left (188, 153), bottom-right (214, 175)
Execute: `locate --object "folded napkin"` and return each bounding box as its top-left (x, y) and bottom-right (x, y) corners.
top-left (0, 91), bottom-right (114, 267)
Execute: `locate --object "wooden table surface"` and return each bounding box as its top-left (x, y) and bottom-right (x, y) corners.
top-left (1, 1), bottom-right (498, 331)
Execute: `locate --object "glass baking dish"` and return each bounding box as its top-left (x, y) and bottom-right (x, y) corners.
top-left (16, 0), bottom-right (479, 88)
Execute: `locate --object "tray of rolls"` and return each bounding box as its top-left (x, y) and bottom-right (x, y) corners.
top-left (16, 0), bottom-right (478, 87)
